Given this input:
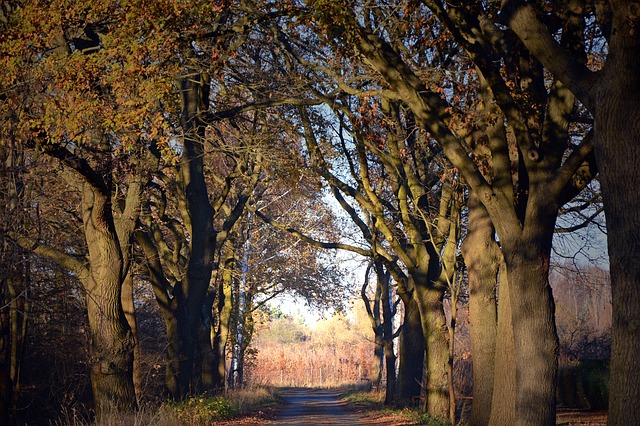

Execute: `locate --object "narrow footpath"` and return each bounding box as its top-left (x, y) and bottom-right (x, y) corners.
top-left (270, 388), bottom-right (365, 425)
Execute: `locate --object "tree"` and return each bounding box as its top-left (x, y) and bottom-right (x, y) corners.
top-left (262, 97), bottom-right (465, 417)
top-left (0, 140), bottom-right (30, 423)
top-left (361, 259), bottom-right (399, 405)
top-left (0, 0), bottom-right (185, 414)
top-left (303, 2), bottom-right (597, 424)
top-left (223, 168), bottom-right (348, 388)
top-left (501, 2), bottom-right (640, 423)
top-left (135, 110), bottom-right (262, 397)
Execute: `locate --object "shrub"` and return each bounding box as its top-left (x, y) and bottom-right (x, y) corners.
top-left (404, 409), bottom-right (450, 426)
top-left (163, 395), bottom-right (238, 425)
top-left (557, 360), bottom-right (609, 410)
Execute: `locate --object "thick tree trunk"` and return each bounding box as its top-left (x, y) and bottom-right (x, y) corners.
top-left (82, 184), bottom-right (136, 418)
top-left (502, 240), bottom-right (558, 426)
top-left (461, 192), bottom-right (499, 426)
top-left (414, 284), bottom-right (449, 419)
top-left (85, 278), bottom-right (136, 417)
top-left (167, 70), bottom-right (216, 399)
top-left (383, 338), bottom-right (397, 405)
top-left (595, 7), bottom-right (640, 424)
top-left (163, 314), bottom-right (181, 398)
top-left (396, 295), bottom-right (424, 403)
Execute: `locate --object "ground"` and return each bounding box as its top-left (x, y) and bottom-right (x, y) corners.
top-left (214, 388), bottom-right (608, 425)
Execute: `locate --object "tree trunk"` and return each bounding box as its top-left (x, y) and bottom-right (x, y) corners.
top-left (383, 339), bottom-right (397, 405)
top-left (121, 270), bottom-right (141, 403)
top-left (363, 261), bottom-right (385, 388)
top-left (461, 192), bottom-right (499, 426)
top-left (371, 332), bottom-right (384, 386)
top-left (85, 278), bottom-right (137, 417)
top-left (82, 184), bottom-right (136, 418)
top-left (488, 257), bottom-right (515, 426)
top-left (414, 283), bottom-right (449, 419)
top-left (198, 290), bottom-right (216, 392)
top-left (396, 295), bottom-right (424, 403)
top-left (212, 256), bottom-right (234, 392)
top-left (379, 265), bottom-right (397, 405)
top-left (595, 7), bottom-right (640, 423)
top-left (502, 240), bottom-right (558, 426)
top-left (163, 314), bottom-right (181, 398)
top-left (170, 69), bottom-right (216, 399)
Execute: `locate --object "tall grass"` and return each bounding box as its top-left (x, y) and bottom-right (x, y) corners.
top-left (52, 386), bottom-right (279, 426)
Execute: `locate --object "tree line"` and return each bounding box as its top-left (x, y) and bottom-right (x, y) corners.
top-left (1, 1), bottom-right (637, 426)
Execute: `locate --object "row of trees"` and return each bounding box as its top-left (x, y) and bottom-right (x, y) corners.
top-left (1, 1), bottom-right (636, 425)
top-left (0, 1), bottom-right (347, 423)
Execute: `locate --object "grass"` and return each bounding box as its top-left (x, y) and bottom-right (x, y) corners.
top-left (53, 386), bottom-right (280, 426)
top-left (340, 387), bottom-right (452, 425)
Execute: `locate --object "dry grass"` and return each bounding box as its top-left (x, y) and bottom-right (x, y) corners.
top-left (51, 386), bottom-right (279, 426)
top-left (53, 406), bottom-right (179, 426)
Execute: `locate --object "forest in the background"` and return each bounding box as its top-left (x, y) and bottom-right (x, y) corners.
top-left (1, 1), bottom-right (638, 425)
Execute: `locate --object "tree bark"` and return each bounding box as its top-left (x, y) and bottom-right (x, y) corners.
top-left (82, 184), bottom-right (136, 417)
top-left (396, 294), bottom-right (424, 403)
top-left (169, 69), bottom-right (216, 399)
top-left (414, 282), bottom-right (449, 419)
top-left (198, 290), bottom-right (216, 392)
top-left (461, 192), bottom-right (499, 426)
top-left (362, 261), bottom-right (384, 387)
top-left (488, 257), bottom-right (515, 426)
top-left (379, 263), bottom-right (397, 405)
top-left (211, 255), bottom-right (234, 392)
top-left (121, 270), bottom-right (141, 403)
top-left (501, 238), bottom-right (558, 426)
top-left (595, 5), bottom-right (640, 424)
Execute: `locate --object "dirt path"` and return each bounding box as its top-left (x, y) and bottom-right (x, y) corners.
top-left (270, 388), bottom-right (366, 425)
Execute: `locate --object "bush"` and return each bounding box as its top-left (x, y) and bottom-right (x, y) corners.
top-left (163, 395), bottom-right (238, 424)
top-left (557, 360), bottom-right (609, 410)
top-left (404, 409), bottom-right (450, 426)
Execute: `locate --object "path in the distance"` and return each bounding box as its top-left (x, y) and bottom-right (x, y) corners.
top-left (270, 388), bottom-right (365, 425)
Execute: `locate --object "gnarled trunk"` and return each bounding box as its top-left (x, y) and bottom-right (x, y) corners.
top-left (85, 277), bottom-right (136, 417)
top-left (82, 184), bottom-right (136, 417)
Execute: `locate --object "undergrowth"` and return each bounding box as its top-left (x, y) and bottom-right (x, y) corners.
top-left (162, 395), bottom-right (237, 424)
top-left (53, 386), bottom-right (279, 426)
top-left (341, 388), bottom-right (454, 426)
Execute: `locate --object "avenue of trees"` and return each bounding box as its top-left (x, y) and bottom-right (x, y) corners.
top-left (0, 1), bottom-right (635, 425)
